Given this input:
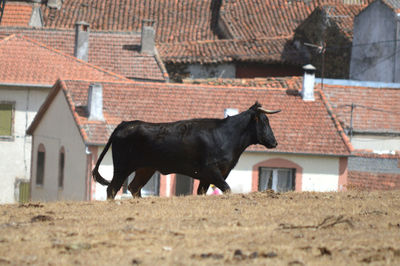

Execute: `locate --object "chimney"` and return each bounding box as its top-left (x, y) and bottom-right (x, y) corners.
top-left (87, 83), bottom-right (104, 121)
top-left (74, 21), bottom-right (90, 62)
top-left (224, 108), bottom-right (239, 118)
top-left (29, 6), bottom-right (44, 27)
top-left (301, 64), bottom-right (316, 101)
top-left (141, 19), bottom-right (156, 55)
top-left (47, 0), bottom-right (63, 10)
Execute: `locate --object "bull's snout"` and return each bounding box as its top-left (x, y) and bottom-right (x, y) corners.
top-left (267, 140), bottom-right (278, 149)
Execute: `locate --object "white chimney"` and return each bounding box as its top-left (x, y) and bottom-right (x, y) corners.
top-left (224, 108), bottom-right (239, 118)
top-left (88, 83), bottom-right (104, 121)
top-left (74, 21), bottom-right (90, 62)
top-left (47, 0), bottom-right (63, 10)
top-left (301, 64), bottom-right (316, 101)
top-left (141, 19), bottom-right (156, 55)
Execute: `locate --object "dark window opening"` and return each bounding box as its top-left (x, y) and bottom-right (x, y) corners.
top-left (175, 174), bottom-right (193, 196)
top-left (58, 147), bottom-right (65, 189)
top-left (36, 144), bottom-right (45, 186)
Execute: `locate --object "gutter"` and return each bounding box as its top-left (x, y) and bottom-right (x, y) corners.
top-left (0, 82), bottom-right (53, 88)
top-left (245, 149), bottom-right (354, 158)
top-left (351, 130), bottom-right (400, 137)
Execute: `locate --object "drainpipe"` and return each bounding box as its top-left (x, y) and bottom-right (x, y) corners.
top-left (85, 145), bottom-right (92, 201)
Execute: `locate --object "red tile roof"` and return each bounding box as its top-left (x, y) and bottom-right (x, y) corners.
top-left (380, 0), bottom-right (400, 13)
top-left (38, 0), bottom-right (370, 42)
top-left (159, 36), bottom-right (306, 64)
top-left (322, 84), bottom-right (400, 134)
top-left (0, 34), bottom-right (128, 85)
top-left (1, 1), bottom-right (370, 66)
top-left (313, 4), bottom-right (367, 39)
top-left (182, 76), bottom-right (303, 90)
top-left (0, 28), bottom-right (168, 82)
top-left (0, 3), bottom-right (32, 27)
top-left (29, 79), bottom-right (351, 156)
top-left (41, 0), bottom-right (218, 43)
top-left (219, 1), bottom-right (367, 40)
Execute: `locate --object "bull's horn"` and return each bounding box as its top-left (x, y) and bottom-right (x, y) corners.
top-left (258, 107), bottom-right (281, 114)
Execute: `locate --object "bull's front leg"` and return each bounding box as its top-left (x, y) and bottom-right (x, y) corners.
top-left (197, 181), bottom-right (210, 195)
top-left (202, 168), bottom-right (231, 194)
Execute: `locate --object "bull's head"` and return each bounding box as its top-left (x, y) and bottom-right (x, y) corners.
top-left (251, 102), bottom-right (281, 149)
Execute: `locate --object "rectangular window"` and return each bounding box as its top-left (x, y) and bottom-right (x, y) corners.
top-left (0, 103), bottom-right (13, 137)
top-left (36, 151), bottom-right (45, 186)
top-left (259, 167), bottom-right (295, 192)
top-left (175, 174), bottom-right (193, 196)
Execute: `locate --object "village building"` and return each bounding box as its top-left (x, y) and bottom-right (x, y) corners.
top-left (0, 34), bottom-right (128, 203)
top-left (350, 0), bottom-right (400, 82)
top-left (0, 24), bottom-right (169, 82)
top-left (1, 0), bottom-right (372, 81)
top-left (318, 78), bottom-right (400, 189)
top-left (27, 67), bottom-right (352, 201)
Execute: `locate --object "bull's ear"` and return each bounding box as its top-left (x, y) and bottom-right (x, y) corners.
top-left (258, 107), bottom-right (281, 114)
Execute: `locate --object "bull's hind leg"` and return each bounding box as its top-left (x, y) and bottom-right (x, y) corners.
top-left (197, 181), bottom-right (210, 195)
top-left (107, 168), bottom-right (132, 200)
top-left (128, 168), bottom-right (155, 197)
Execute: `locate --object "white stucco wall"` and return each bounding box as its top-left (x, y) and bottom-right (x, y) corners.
top-left (350, 1), bottom-right (398, 82)
top-left (187, 63), bottom-right (236, 79)
top-left (93, 146), bottom-right (342, 198)
top-left (351, 135), bottom-right (400, 153)
top-left (94, 146), bottom-right (114, 200)
top-left (0, 86), bottom-right (50, 203)
top-left (31, 90), bottom-right (87, 202)
top-left (228, 152), bottom-right (341, 193)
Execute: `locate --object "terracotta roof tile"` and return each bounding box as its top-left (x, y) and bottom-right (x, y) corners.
top-left (182, 76), bottom-right (303, 89)
top-left (219, 0), bottom-right (368, 39)
top-left (0, 35), bottom-right (128, 85)
top-left (381, 0), bottom-right (400, 13)
top-left (52, 80), bottom-right (350, 156)
top-left (0, 3), bottom-right (32, 27)
top-left (37, 0), bottom-right (371, 43)
top-left (41, 0), bottom-right (217, 43)
top-left (159, 36), bottom-right (306, 65)
top-left (0, 28), bottom-right (168, 81)
top-left (322, 84), bottom-right (400, 133)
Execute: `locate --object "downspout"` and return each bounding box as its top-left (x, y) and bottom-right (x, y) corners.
top-left (85, 145), bottom-right (92, 201)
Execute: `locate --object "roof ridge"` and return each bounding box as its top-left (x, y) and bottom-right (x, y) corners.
top-left (63, 79), bottom-right (291, 91)
top-left (160, 35), bottom-right (295, 46)
top-left (17, 35), bottom-right (131, 82)
top-left (0, 34), bottom-right (17, 44)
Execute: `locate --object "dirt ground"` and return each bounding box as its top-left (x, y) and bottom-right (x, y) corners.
top-left (0, 190), bottom-right (400, 266)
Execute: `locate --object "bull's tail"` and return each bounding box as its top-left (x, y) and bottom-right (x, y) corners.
top-left (92, 132), bottom-right (114, 186)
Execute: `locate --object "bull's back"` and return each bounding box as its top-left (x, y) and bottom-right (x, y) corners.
top-left (111, 120), bottom-right (217, 172)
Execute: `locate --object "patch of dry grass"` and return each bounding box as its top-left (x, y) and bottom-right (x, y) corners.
top-left (1, 190), bottom-right (400, 265)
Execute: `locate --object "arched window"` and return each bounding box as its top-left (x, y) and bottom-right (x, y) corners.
top-left (36, 144), bottom-right (45, 186)
top-left (58, 147), bottom-right (65, 189)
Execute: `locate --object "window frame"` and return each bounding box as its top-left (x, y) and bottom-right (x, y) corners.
top-left (0, 101), bottom-right (15, 141)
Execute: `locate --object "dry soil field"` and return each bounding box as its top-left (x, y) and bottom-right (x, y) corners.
top-left (1, 190), bottom-right (400, 265)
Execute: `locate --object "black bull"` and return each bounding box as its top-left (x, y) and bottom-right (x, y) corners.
top-left (92, 102), bottom-right (280, 199)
